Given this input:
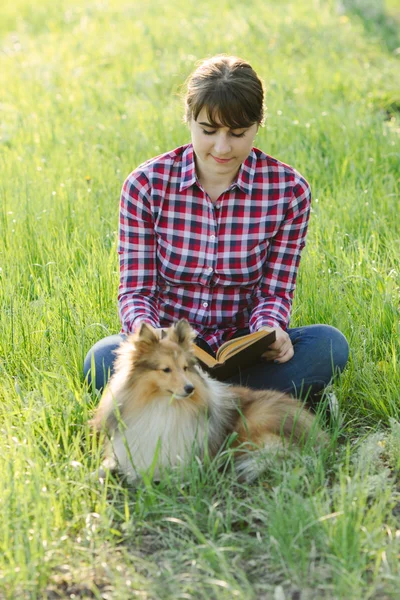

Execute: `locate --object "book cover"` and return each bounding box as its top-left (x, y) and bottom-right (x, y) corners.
top-left (194, 329), bottom-right (276, 381)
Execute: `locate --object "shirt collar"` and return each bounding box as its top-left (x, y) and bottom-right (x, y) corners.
top-left (179, 145), bottom-right (197, 191)
top-left (179, 144), bottom-right (257, 196)
top-left (235, 149), bottom-right (257, 196)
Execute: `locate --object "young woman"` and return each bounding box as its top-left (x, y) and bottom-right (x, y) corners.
top-left (84, 55), bottom-right (349, 402)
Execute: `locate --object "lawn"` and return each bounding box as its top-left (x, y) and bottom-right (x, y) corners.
top-left (0, 0), bottom-right (399, 598)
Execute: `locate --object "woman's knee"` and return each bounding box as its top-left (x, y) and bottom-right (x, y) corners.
top-left (290, 324), bottom-right (349, 377)
top-left (305, 324), bottom-right (349, 374)
top-left (320, 325), bottom-right (349, 373)
top-left (83, 334), bottom-right (126, 390)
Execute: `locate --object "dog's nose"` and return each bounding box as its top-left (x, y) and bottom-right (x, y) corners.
top-left (184, 384), bottom-right (195, 395)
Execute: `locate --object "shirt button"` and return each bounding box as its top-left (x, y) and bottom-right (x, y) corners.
top-left (203, 302), bottom-right (208, 308)
top-left (207, 266), bottom-right (213, 273)
top-left (210, 235), bottom-right (215, 241)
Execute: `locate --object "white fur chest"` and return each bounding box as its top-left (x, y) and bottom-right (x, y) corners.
top-left (111, 396), bottom-right (208, 481)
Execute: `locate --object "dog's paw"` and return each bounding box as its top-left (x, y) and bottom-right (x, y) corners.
top-left (91, 456), bottom-right (117, 483)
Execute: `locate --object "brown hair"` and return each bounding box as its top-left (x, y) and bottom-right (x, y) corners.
top-left (184, 55), bottom-right (265, 129)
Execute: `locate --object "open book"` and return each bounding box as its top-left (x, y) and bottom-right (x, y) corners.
top-left (194, 329), bottom-right (276, 381)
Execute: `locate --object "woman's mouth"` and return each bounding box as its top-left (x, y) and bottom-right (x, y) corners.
top-left (211, 155), bottom-right (233, 164)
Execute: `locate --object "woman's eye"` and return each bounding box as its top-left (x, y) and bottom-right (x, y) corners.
top-left (202, 129), bottom-right (245, 138)
top-left (162, 367), bottom-right (171, 373)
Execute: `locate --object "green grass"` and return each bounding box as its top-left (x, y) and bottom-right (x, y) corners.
top-left (1, 0), bottom-right (399, 597)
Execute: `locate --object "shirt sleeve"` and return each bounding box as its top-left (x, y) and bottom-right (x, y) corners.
top-left (249, 176), bottom-right (311, 332)
top-left (118, 171), bottom-right (161, 333)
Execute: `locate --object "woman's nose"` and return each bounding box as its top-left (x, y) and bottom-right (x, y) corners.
top-left (213, 133), bottom-right (231, 155)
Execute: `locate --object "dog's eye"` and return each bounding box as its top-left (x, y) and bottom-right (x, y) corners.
top-left (162, 367), bottom-right (171, 373)
top-left (183, 366), bottom-right (188, 371)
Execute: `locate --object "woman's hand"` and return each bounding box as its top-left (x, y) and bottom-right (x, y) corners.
top-left (261, 327), bottom-right (294, 364)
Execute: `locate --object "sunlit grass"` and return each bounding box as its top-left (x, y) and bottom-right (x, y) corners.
top-left (0, 0), bottom-right (399, 597)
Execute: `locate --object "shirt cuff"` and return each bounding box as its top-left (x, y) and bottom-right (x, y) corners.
top-left (122, 316), bottom-right (160, 334)
top-left (250, 317), bottom-right (285, 332)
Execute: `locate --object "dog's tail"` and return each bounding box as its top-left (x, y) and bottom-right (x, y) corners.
top-left (230, 388), bottom-right (328, 483)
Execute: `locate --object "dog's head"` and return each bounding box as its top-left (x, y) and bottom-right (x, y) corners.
top-left (116, 320), bottom-right (202, 401)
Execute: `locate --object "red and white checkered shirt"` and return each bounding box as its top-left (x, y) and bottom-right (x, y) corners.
top-left (118, 144), bottom-right (311, 352)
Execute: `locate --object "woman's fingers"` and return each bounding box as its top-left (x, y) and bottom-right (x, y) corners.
top-left (261, 327), bottom-right (294, 363)
top-left (262, 346), bottom-right (293, 363)
top-left (272, 344), bottom-right (294, 364)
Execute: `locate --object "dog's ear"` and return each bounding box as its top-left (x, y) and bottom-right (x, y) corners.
top-left (136, 322), bottom-right (159, 345)
top-left (168, 319), bottom-right (196, 349)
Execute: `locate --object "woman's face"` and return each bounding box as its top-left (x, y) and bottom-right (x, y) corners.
top-left (190, 106), bottom-right (258, 183)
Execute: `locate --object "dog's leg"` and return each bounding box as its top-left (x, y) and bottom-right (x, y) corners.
top-left (94, 439), bottom-right (118, 481)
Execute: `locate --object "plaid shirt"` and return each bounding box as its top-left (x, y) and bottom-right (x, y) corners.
top-left (118, 144), bottom-right (311, 352)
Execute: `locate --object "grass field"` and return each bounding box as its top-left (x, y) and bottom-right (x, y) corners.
top-left (1, 0), bottom-right (399, 597)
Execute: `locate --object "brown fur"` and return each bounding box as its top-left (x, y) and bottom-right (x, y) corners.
top-left (90, 320), bottom-right (327, 482)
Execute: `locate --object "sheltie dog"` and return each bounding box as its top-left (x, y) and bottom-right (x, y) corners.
top-left (90, 320), bottom-right (326, 483)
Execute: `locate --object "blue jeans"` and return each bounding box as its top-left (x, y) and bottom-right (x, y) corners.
top-left (83, 325), bottom-right (349, 402)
